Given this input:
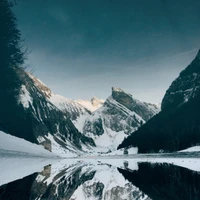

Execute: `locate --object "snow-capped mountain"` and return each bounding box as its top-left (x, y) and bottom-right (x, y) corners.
top-left (28, 73), bottom-right (90, 121)
top-left (76, 87), bottom-right (160, 151)
top-left (28, 74), bottom-right (160, 152)
top-left (0, 67), bottom-right (160, 155)
top-left (78, 97), bottom-right (105, 112)
top-left (7, 69), bottom-right (95, 156)
top-left (111, 87), bottom-right (159, 121)
top-left (29, 73), bottom-right (104, 119)
top-left (162, 49), bottom-right (200, 110)
top-left (118, 49), bottom-right (200, 153)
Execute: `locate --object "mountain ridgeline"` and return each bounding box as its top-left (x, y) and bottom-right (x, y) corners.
top-left (1, 68), bottom-right (95, 155)
top-left (0, 65), bottom-right (159, 155)
top-left (24, 75), bottom-right (160, 152)
top-left (76, 87), bottom-right (159, 151)
top-left (118, 50), bottom-right (200, 153)
top-left (0, 28), bottom-right (161, 156)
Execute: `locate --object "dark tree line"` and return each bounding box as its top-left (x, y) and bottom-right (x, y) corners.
top-left (0, 0), bottom-right (29, 138)
top-left (0, 0), bottom-right (24, 95)
top-left (118, 92), bottom-right (200, 153)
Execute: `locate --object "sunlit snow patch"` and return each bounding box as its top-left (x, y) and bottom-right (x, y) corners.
top-left (179, 146), bottom-right (200, 152)
top-left (18, 85), bottom-right (33, 108)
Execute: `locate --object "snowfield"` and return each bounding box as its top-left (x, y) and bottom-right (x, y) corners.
top-left (0, 131), bottom-right (56, 157)
top-left (179, 146), bottom-right (200, 152)
top-left (0, 131), bottom-right (60, 186)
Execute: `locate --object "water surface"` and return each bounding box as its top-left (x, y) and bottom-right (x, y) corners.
top-left (0, 158), bottom-right (200, 200)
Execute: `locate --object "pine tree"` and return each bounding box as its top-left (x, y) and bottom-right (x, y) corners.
top-left (0, 0), bottom-right (25, 134)
top-left (0, 0), bottom-right (24, 95)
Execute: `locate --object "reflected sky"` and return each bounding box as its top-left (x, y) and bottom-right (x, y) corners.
top-left (1, 158), bottom-right (200, 200)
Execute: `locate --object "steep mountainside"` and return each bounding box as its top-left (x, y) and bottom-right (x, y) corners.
top-left (28, 73), bottom-right (90, 121)
top-left (2, 69), bottom-right (159, 155)
top-left (118, 49), bottom-right (200, 153)
top-left (112, 87), bottom-right (159, 121)
top-left (28, 75), bottom-right (160, 152)
top-left (162, 49), bottom-right (200, 110)
top-left (77, 97), bottom-right (105, 112)
top-left (0, 68), bottom-right (95, 156)
top-left (78, 88), bottom-right (159, 151)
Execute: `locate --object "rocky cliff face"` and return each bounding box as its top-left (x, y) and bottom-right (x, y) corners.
top-left (3, 69), bottom-right (159, 154)
top-left (27, 74), bottom-right (160, 152)
top-left (29, 73), bottom-right (90, 121)
top-left (76, 88), bottom-right (160, 151)
top-left (162, 49), bottom-right (200, 111)
top-left (112, 87), bottom-right (159, 121)
top-left (11, 69), bottom-right (95, 155)
top-left (118, 49), bottom-right (200, 153)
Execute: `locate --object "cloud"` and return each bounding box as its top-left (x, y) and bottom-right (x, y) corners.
top-left (168, 48), bottom-right (199, 59)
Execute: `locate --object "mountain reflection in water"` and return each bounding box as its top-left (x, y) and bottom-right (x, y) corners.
top-left (0, 159), bottom-right (200, 200)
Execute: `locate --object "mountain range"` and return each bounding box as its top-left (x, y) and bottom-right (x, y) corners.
top-left (0, 66), bottom-right (160, 156)
top-left (1, 39), bottom-right (200, 156)
top-left (118, 49), bottom-right (200, 153)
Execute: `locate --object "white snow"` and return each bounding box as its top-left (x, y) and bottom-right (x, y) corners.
top-left (106, 147), bottom-right (138, 156)
top-left (45, 133), bottom-right (81, 157)
top-left (112, 87), bottom-right (127, 93)
top-left (49, 93), bottom-right (86, 114)
top-left (77, 98), bottom-right (104, 112)
top-left (79, 96), bottom-right (145, 152)
top-left (0, 131), bottom-right (54, 157)
top-left (72, 113), bottom-right (90, 133)
top-left (94, 128), bottom-right (127, 150)
top-left (37, 136), bottom-right (46, 143)
top-left (19, 85), bottom-right (33, 108)
top-left (179, 146), bottom-right (200, 152)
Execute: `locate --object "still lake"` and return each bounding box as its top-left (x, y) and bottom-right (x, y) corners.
top-left (0, 157), bottom-right (200, 200)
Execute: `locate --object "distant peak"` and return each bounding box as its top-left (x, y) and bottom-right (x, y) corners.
top-left (112, 87), bottom-right (124, 93)
top-left (112, 87), bottom-right (132, 97)
top-left (91, 96), bottom-right (104, 107)
top-left (91, 96), bottom-right (98, 102)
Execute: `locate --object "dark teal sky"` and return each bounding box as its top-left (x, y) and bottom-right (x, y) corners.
top-left (14, 0), bottom-right (200, 103)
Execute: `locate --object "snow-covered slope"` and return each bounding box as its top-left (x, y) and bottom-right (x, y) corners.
top-left (112, 87), bottom-right (159, 121)
top-left (179, 146), bottom-right (200, 152)
top-left (162, 49), bottom-right (200, 110)
top-left (0, 131), bottom-right (53, 157)
top-left (76, 88), bottom-right (160, 152)
top-left (27, 73), bottom-right (159, 153)
top-left (11, 70), bottom-right (96, 156)
top-left (28, 73), bottom-right (89, 120)
top-left (77, 97), bottom-right (105, 112)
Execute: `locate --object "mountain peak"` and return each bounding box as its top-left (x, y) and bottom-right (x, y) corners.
top-left (91, 96), bottom-right (104, 107)
top-left (112, 87), bottom-right (132, 99)
top-left (196, 49), bottom-right (200, 60)
top-left (162, 48), bottom-right (200, 110)
top-left (112, 87), bottom-right (124, 93)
